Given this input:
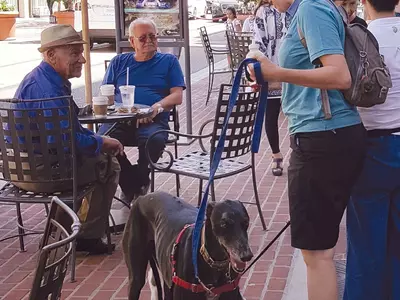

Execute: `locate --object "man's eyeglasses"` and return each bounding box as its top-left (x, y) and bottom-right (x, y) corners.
top-left (133, 34), bottom-right (158, 43)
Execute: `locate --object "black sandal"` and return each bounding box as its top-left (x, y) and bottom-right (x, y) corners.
top-left (272, 158), bottom-right (283, 176)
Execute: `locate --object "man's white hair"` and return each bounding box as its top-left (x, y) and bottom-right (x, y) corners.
top-left (128, 18), bottom-right (158, 37)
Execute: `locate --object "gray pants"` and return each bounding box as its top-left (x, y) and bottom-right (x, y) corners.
top-left (13, 154), bottom-right (121, 239)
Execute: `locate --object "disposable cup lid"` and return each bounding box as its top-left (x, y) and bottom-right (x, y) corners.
top-left (92, 96), bottom-right (109, 105)
top-left (100, 84), bottom-right (115, 93)
top-left (119, 85), bottom-right (135, 93)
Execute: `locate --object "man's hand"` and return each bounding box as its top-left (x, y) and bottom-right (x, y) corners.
top-left (101, 136), bottom-right (124, 156)
top-left (136, 103), bottom-right (162, 127)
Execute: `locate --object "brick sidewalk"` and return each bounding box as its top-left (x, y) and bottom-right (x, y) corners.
top-left (0, 72), bottom-right (346, 300)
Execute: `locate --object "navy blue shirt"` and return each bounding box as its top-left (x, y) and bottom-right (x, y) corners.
top-left (102, 52), bottom-right (186, 123)
top-left (14, 61), bottom-right (103, 156)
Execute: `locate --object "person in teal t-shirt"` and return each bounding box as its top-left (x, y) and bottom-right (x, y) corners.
top-left (248, 0), bottom-right (367, 299)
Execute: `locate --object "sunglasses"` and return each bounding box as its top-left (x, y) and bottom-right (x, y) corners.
top-left (133, 34), bottom-right (158, 43)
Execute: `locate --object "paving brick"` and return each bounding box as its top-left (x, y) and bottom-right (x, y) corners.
top-left (2, 289), bottom-right (30, 300)
top-left (71, 283), bottom-right (99, 297)
top-left (100, 277), bottom-right (125, 290)
top-left (91, 290), bottom-right (116, 300)
top-left (3, 271), bottom-right (30, 284)
top-left (271, 266), bottom-right (290, 279)
top-left (263, 291), bottom-right (284, 300)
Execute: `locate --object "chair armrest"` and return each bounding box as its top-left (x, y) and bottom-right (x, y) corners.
top-left (198, 119), bottom-right (215, 153)
top-left (145, 129), bottom-right (213, 171)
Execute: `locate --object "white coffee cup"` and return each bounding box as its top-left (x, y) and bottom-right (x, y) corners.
top-left (119, 85), bottom-right (135, 108)
top-left (92, 96), bottom-right (109, 117)
top-left (100, 84), bottom-right (115, 105)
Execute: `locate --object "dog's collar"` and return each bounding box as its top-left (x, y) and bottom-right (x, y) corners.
top-left (171, 223), bottom-right (242, 297)
top-left (200, 224), bottom-right (230, 271)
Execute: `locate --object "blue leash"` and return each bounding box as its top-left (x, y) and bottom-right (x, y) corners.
top-left (191, 58), bottom-right (268, 281)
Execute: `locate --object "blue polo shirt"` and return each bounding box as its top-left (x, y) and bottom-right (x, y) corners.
top-left (102, 52), bottom-right (186, 123)
top-left (14, 61), bottom-right (103, 156)
top-left (278, 0), bottom-right (361, 134)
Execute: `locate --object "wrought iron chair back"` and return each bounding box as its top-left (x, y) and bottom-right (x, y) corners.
top-left (210, 84), bottom-right (261, 159)
top-left (0, 96), bottom-right (76, 185)
top-left (226, 30), bottom-right (252, 70)
top-left (199, 26), bottom-right (215, 64)
top-left (29, 196), bottom-right (80, 300)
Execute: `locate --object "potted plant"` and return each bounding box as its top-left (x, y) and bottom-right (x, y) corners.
top-left (0, 0), bottom-right (18, 40)
top-left (53, 0), bottom-right (75, 27)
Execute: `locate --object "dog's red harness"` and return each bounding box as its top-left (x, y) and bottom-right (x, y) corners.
top-left (170, 224), bottom-right (242, 295)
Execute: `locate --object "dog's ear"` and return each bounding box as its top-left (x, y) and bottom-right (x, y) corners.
top-left (206, 202), bottom-right (216, 219)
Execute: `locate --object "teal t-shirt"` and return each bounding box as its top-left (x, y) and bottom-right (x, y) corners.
top-left (278, 0), bottom-right (361, 134)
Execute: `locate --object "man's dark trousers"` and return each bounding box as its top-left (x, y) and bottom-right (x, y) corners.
top-left (98, 116), bottom-right (168, 196)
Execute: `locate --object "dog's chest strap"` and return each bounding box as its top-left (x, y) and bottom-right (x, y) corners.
top-left (171, 224), bottom-right (241, 295)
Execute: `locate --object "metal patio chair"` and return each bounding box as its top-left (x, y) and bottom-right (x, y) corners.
top-left (28, 196), bottom-right (80, 300)
top-left (0, 96), bottom-right (106, 282)
top-left (146, 84), bottom-right (267, 230)
top-left (199, 26), bottom-right (234, 105)
top-left (226, 28), bottom-right (252, 74)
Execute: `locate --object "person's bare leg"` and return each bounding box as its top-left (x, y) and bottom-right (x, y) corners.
top-left (302, 248), bottom-right (338, 300)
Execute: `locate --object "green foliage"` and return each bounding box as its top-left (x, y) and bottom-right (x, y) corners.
top-left (0, 0), bottom-right (15, 11)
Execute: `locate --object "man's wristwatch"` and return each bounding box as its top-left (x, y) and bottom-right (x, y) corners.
top-left (155, 103), bottom-right (164, 114)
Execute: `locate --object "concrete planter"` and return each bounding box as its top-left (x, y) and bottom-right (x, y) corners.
top-left (54, 10), bottom-right (75, 27)
top-left (0, 12), bottom-right (18, 41)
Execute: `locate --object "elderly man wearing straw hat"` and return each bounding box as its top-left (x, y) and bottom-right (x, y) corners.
top-left (14, 25), bottom-right (123, 254)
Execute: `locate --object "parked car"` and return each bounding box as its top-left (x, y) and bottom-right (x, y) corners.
top-left (188, 0), bottom-right (208, 18)
top-left (209, 0), bottom-right (240, 22)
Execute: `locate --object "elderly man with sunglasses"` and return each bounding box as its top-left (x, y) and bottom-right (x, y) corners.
top-left (99, 18), bottom-right (185, 202)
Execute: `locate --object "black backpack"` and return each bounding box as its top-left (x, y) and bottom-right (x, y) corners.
top-left (298, 1), bottom-right (392, 118)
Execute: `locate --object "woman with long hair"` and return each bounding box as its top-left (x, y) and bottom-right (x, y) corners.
top-left (253, 0), bottom-right (289, 176)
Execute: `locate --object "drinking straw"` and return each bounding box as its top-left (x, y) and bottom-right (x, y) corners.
top-left (126, 67), bottom-right (129, 86)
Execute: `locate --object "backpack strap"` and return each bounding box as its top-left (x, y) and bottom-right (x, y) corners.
top-left (297, 26), bottom-right (332, 119)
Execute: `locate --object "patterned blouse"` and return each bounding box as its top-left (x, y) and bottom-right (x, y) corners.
top-left (254, 5), bottom-right (290, 65)
top-left (254, 5), bottom-right (291, 96)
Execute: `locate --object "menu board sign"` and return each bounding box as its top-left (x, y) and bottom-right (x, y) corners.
top-left (123, 0), bottom-right (181, 38)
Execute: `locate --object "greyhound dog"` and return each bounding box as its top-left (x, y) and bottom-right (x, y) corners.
top-left (122, 191), bottom-right (253, 300)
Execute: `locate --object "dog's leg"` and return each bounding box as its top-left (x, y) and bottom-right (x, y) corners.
top-left (148, 255), bottom-right (163, 300)
top-left (122, 203), bottom-right (149, 300)
top-left (147, 268), bottom-right (159, 300)
top-left (147, 265), bottom-right (165, 300)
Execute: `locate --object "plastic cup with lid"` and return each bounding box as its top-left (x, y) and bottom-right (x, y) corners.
top-left (119, 85), bottom-right (135, 108)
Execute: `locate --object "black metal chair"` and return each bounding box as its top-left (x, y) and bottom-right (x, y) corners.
top-left (226, 28), bottom-right (252, 74)
top-left (28, 196), bottom-right (80, 300)
top-left (0, 96), bottom-right (102, 282)
top-left (199, 26), bottom-right (234, 105)
top-left (146, 84), bottom-right (267, 230)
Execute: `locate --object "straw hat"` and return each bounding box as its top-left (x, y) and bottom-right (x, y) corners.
top-left (38, 24), bottom-right (87, 53)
